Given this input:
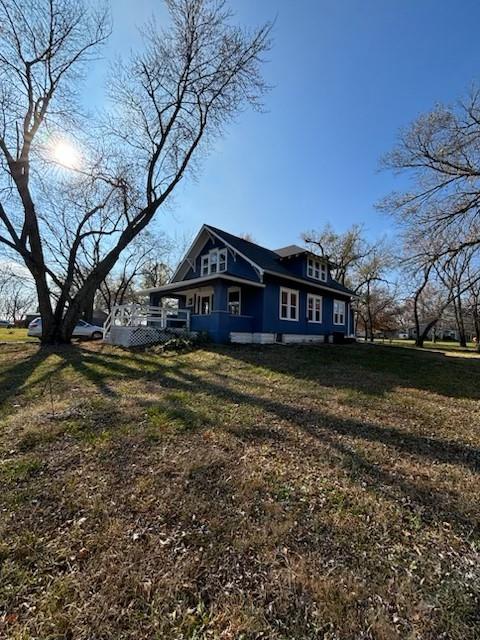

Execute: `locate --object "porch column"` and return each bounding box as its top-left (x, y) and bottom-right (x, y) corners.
top-left (213, 280), bottom-right (229, 311)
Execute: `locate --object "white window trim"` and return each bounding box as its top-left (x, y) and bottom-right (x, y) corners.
top-left (279, 287), bottom-right (299, 322)
top-left (333, 299), bottom-right (346, 325)
top-left (307, 293), bottom-right (323, 323)
top-left (200, 248), bottom-right (227, 276)
top-left (307, 257), bottom-right (327, 282)
top-left (194, 288), bottom-right (214, 315)
top-left (201, 255), bottom-right (209, 276)
top-left (227, 286), bottom-right (241, 315)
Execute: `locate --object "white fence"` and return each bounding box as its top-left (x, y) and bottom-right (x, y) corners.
top-left (103, 304), bottom-right (191, 346)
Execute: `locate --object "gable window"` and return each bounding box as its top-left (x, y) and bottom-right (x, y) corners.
top-left (307, 294), bottom-right (322, 323)
top-left (333, 299), bottom-right (346, 325)
top-left (280, 287), bottom-right (299, 321)
top-left (307, 257), bottom-right (327, 282)
top-left (200, 248), bottom-right (227, 276)
top-left (228, 287), bottom-right (241, 315)
top-left (201, 255), bottom-right (209, 276)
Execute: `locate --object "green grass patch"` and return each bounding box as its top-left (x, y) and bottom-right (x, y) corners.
top-left (0, 327), bottom-right (32, 342)
top-left (146, 391), bottom-right (214, 433)
top-left (0, 457), bottom-right (42, 484)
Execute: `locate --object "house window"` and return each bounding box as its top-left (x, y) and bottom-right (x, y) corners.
top-left (200, 295), bottom-right (212, 315)
top-left (200, 248), bottom-right (227, 276)
top-left (307, 257), bottom-right (327, 282)
top-left (201, 255), bottom-right (209, 276)
top-left (218, 249), bottom-right (227, 272)
top-left (228, 287), bottom-right (241, 315)
top-left (186, 295), bottom-right (194, 307)
top-left (279, 287), bottom-right (299, 321)
top-left (307, 294), bottom-right (322, 323)
top-left (333, 299), bottom-right (346, 325)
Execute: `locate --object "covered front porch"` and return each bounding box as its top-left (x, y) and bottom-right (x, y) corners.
top-left (149, 275), bottom-right (263, 343)
top-left (103, 304), bottom-right (192, 347)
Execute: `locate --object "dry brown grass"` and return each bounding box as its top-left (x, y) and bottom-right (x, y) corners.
top-left (0, 341), bottom-right (479, 639)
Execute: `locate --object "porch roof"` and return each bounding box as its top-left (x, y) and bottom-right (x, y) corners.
top-left (140, 274), bottom-right (266, 296)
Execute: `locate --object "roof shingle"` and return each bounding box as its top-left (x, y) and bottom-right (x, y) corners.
top-left (206, 225), bottom-right (355, 296)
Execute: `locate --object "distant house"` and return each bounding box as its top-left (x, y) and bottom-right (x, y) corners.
top-left (408, 316), bottom-right (475, 342)
top-left (136, 224), bottom-right (356, 344)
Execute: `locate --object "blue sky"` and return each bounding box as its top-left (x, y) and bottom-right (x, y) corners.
top-left (85, 0), bottom-right (480, 250)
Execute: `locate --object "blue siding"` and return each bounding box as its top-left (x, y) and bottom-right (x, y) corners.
top-left (191, 312), bottom-right (253, 342)
top-left (280, 254), bottom-right (341, 288)
top-left (260, 275), bottom-right (351, 338)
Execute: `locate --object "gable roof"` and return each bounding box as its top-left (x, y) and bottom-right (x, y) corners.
top-left (274, 244), bottom-right (306, 258)
top-left (204, 225), bottom-right (355, 297)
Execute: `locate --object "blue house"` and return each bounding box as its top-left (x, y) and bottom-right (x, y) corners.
top-left (146, 224), bottom-right (356, 344)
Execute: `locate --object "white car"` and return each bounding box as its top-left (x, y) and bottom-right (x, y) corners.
top-left (28, 318), bottom-right (104, 340)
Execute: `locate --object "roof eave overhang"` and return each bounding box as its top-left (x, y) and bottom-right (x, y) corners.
top-left (263, 269), bottom-right (358, 298)
top-left (139, 273), bottom-right (266, 295)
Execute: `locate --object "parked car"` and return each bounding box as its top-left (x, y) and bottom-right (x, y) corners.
top-left (28, 318), bottom-right (104, 340)
top-left (0, 319), bottom-right (14, 328)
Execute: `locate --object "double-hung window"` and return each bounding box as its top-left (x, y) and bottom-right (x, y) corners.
top-left (196, 293), bottom-right (213, 315)
top-left (333, 299), bottom-right (346, 325)
top-left (228, 287), bottom-right (241, 315)
top-left (200, 248), bottom-right (227, 276)
top-left (280, 287), bottom-right (299, 321)
top-left (307, 257), bottom-right (327, 282)
top-left (201, 255), bottom-right (209, 276)
top-left (307, 294), bottom-right (322, 323)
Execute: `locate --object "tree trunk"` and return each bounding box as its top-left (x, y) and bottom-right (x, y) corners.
top-left (454, 297), bottom-right (467, 348)
top-left (416, 318), bottom-right (438, 348)
top-left (413, 297), bottom-right (423, 347)
top-left (473, 305), bottom-right (480, 353)
top-left (81, 288), bottom-right (95, 323)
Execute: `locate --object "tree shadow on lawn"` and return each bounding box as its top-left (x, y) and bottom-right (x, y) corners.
top-left (4, 343), bottom-right (478, 477)
top-left (216, 342), bottom-right (480, 401)
top-left (2, 344), bottom-right (480, 638)
top-left (134, 364), bottom-right (480, 540)
top-left (0, 343), bottom-right (188, 411)
top-left (2, 342), bottom-right (479, 539)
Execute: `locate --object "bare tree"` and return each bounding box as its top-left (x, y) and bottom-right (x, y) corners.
top-left (434, 249), bottom-right (476, 347)
top-left (303, 223), bottom-right (398, 340)
top-left (302, 223), bottom-right (372, 286)
top-left (465, 274), bottom-right (480, 352)
top-left (0, 0), bottom-right (271, 343)
top-left (353, 244), bottom-right (395, 341)
top-left (355, 283), bottom-right (400, 341)
top-left (380, 90), bottom-right (480, 257)
top-left (0, 264), bottom-right (36, 322)
top-left (400, 240), bottom-right (480, 347)
top-left (381, 90), bottom-right (480, 346)
top-left (96, 230), bottom-right (173, 312)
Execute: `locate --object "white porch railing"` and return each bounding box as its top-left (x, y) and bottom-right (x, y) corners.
top-left (103, 304), bottom-right (190, 341)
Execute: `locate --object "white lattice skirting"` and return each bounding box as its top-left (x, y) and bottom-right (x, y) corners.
top-left (105, 326), bottom-right (191, 347)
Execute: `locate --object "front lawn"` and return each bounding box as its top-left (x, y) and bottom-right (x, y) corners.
top-left (375, 337), bottom-right (479, 354)
top-left (0, 342), bottom-right (479, 639)
top-left (0, 327), bottom-right (32, 343)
